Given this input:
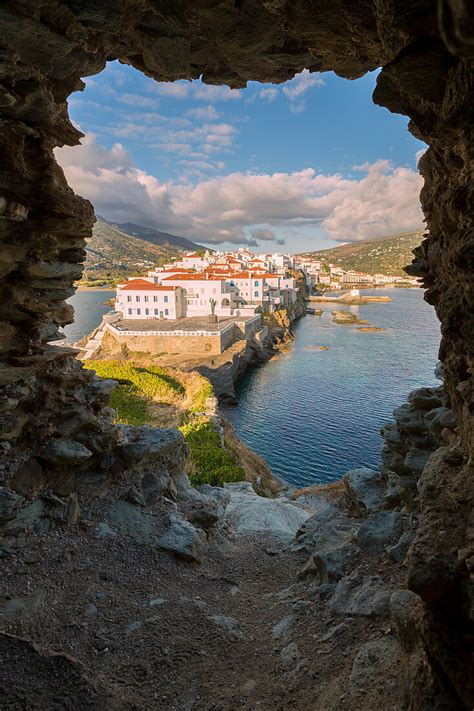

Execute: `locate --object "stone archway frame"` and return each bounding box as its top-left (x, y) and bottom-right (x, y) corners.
top-left (0, 2), bottom-right (472, 706)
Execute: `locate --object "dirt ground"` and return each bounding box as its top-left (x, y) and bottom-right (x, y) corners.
top-left (1, 512), bottom-right (405, 710)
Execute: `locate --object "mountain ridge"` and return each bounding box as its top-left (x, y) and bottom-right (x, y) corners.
top-left (80, 218), bottom-right (203, 285)
top-left (299, 229), bottom-right (424, 276)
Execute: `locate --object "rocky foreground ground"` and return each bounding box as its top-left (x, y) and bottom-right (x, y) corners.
top-left (2, 472), bottom-right (410, 711)
top-left (0, 377), bottom-right (459, 709)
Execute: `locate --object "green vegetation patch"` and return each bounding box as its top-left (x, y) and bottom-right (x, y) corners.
top-left (85, 361), bottom-right (184, 402)
top-left (179, 416), bottom-right (244, 487)
top-left (108, 385), bottom-right (149, 426)
top-left (85, 360), bottom-right (244, 487)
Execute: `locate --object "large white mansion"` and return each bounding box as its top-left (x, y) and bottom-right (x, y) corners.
top-left (115, 250), bottom-right (298, 321)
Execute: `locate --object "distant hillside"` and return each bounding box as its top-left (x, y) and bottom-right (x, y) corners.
top-left (300, 229), bottom-right (424, 276)
top-left (80, 218), bottom-right (203, 285)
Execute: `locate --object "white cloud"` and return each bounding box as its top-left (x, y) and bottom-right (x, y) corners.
top-left (258, 87), bottom-right (278, 102)
top-left (186, 105), bottom-right (220, 121)
top-left (119, 93), bottom-right (158, 108)
top-left (56, 134), bottom-right (423, 246)
top-left (282, 69), bottom-right (325, 112)
top-left (153, 80), bottom-right (241, 102)
top-left (415, 148), bottom-right (427, 165)
top-left (250, 227), bottom-right (276, 241)
top-left (192, 84), bottom-right (241, 101)
top-left (154, 82), bottom-right (190, 98)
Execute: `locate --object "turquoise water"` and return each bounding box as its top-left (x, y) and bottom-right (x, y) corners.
top-left (61, 290), bottom-right (115, 342)
top-left (224, 289), bottom-right (441, 487)
top-left (65, 287), bottom-right (441, 488)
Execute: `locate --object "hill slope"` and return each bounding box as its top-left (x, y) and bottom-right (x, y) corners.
top-left (81, 218), bottom-right (202, 285)
top-left (300, 229), bottom-right (424, 276)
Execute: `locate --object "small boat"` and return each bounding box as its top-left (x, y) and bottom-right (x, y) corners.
top-left (306, 307), bottom-right (323, 315)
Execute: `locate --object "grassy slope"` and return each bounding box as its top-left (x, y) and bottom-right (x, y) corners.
top-left (84, 361), bottom-right (245, 487)
top-left (300, 229), bottom-right (424, 276)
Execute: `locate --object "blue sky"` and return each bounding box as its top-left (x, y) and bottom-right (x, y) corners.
top-left (57, 61), bottom-right (426, 253)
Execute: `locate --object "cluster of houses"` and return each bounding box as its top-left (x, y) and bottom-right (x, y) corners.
top-left (295, 257), bottom-right (419, 289)
top-left (115, 249), bottom-right (299, 321)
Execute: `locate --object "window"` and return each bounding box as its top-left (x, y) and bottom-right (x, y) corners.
top-left (154, 309), bottom-right (158, 315)
top-left (127, 295), bottom-right (132, 302)
top-left (164, 295), bottom-right (168, 303)
top-left (164, 309), bottom-right (169, 316)
top-left (144, 295), bottom-right (149, 302)
top-left (254, 280), bottom-right (259, 286)
top-left (137, 308), bottom-right (141, 315)
top-left (254, 291), bottom-right (259, 297)
top-left (128, 308), bottom-right (132, 315)
top-left (145, 308), bottom-right (149, 315)
top-left (136, 295), bottom-right (140, 302)
top-left (153, 295), bottom-right (158, 302)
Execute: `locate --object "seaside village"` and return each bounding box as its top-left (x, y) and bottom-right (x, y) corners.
top-left (104, 249), bottom-right (299, 357)
top-left (94, 248), bottom-right (416, 359)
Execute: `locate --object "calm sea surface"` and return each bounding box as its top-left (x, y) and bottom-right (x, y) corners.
top-left (224, 289), bottom-right (441, 487)
top-left (62, 290), bottom-right (115, 342)
top-left (65, 287), bottom-right (441, 488)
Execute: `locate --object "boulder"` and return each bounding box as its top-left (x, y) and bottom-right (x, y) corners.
top-left (356, 511), bottom-right (405, 555)
top-left (329, 574), bottom-right (391, 617)
top-left (176, 475), bottom-right (227, 529)
top-left (108, 500), bottom-right (156, 544)
top-left (302, 543), bottom-right (358, 583)
top-left (157, 514), bottom-right (206, 562)
top-left (39, 439), bottom-right (92, 465)
top-left (404, 447), bottom-right (432, 474)
top-left (343, 468), bottom-right (384, 515)
top-left (386, 529), bottom-right (416, 563)
top-left (224, 482), bottom-right (310, 541)
top-left (390, 589), bottom-right (424, 652)
top-left (208, 614), bottom-right (246, 639)
top-left (349, 636), bottom-right (403, 689)
top-left (0, 487), bottom-right (23, 524)
top-left (426, 407), bottom-right (457, 437)
top-left (393, 404), bottom-right (426, 434)
top-left (272, 614), bottom-right (294, 640)
top-left (409, 387), bottom-right (444, 411)
top-left (118, 426), bottom-right (187, 474)
top-left (384, 471), bottom-right (418, 509)
top-left (1, 500), bottom-right (46, 533)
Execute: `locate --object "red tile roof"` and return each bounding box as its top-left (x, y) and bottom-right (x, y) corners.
top-left (119, 279), bottom-right (179, 291)
top-left (162, 274), bottom-right (226, 282)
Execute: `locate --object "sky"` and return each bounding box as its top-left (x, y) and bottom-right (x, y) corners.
top-left (56, 62), bottom-right (426, 253)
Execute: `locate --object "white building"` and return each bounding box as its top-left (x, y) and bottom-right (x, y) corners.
top-left (116, 279), bottom-right (185, 320)
top-left (161, 274), bottom-right (240, 317)
top-left (340, 272), bottom-right (374, 284)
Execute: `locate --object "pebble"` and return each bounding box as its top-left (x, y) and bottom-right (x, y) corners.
top-left (148, 597), bottom-right (166, 607)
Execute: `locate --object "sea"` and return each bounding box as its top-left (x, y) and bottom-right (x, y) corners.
top-left (64, 287), bottom-right (441, 487)
top-left (61, 289), bottom-right (115, 343)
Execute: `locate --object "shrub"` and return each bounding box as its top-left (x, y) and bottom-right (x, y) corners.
top-left (179, 416), bottom-right (244, 487)
top-left (85, 361), bottom-right (244, 487)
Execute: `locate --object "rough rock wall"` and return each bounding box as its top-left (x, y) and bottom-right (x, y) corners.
top-left (0, 0), bottom-right (472, 706)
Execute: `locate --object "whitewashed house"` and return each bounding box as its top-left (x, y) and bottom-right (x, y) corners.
top-left (116, 279), bottom-right (185, 320)
top-left (161, 274), bottom-right (239, 316)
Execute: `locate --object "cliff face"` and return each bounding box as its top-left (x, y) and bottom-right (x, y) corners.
top-left (0, 1), bottom-right (473, 707)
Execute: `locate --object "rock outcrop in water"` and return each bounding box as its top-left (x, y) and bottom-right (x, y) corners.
top-left (0, 1), bottom-right (473, 707)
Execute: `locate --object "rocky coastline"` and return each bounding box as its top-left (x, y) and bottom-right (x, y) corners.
top-left (197, 281), bottom-right (307, 405)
